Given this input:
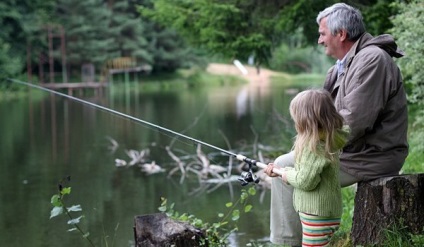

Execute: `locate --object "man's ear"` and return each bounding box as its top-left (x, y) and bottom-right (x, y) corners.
top-left (339, 29), bottom-right (348, 41)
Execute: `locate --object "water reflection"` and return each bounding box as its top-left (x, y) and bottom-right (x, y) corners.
top-left (0, 79), bottom-right (304, 247)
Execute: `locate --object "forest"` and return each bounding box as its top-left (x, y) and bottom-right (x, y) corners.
top-left (0, 0), bottom-right (414, 77)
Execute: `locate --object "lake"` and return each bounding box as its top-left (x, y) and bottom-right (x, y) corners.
top-left (0, 75), bottom-right (312, 246)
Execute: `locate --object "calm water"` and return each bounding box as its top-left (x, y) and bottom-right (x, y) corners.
top-left (0, 78), bottom-right (308, 246)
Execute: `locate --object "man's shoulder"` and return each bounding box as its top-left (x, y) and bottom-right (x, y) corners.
top-left (357, 44), bottom-right (387, 58)
top-left (352, 45), bottom-right (391, 66)
top-left (356, 33), bottom-right (403, 59)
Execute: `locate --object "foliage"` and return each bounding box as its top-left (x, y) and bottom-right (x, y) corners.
top-left (0, 0), bottom-right (55, 80)
top-left (50, 176), bottom-right (96, 247)
top-left (0, 0), bottom-right (55, 56)
top-left (143, 22), bottom-right (206, 73)
top-left (361, 0), bottom-right (398, 36)
top-left (276, 0), bottom-right (400, 44)
top-left (404, 106), bottom-right (424, 174)
top-left (0, 0), bottom-right (202, 82)
top-left (382, 221), bottom-right (424, 247)
top-left (274, 0), bottom-right (330, 46)
top-left (57, 0), bottom-right (116, 69)
top-left (0, 40), bottom-right (22, 82)
top-left (108, 0), bottom-right (152, 63)
top-left (139, 0), bottom-right (399, 70)
top-left (391, 0), bottom-right (424, 106)
top-left (391, 0), bottom-right (424, 159)
top-left (158, 186), bottom-right (257, 246)
top-left (139, 0), bottom-right (283, 68)
top-left (0, 0), bottom-right (403, 82)
top-left (269, 42), bottom-right (334, 74)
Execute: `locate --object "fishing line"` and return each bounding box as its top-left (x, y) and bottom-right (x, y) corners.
top-left (9, 78), bottom-right (232, 154)
top-left (8, 78), bottom-right (283, 185)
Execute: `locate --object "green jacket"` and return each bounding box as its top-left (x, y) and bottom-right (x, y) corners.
top-left (285, 128), bottom-right (349, 217)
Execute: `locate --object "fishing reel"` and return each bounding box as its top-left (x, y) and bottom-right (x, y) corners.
top-left (237, 158), bottom-right (260, 186)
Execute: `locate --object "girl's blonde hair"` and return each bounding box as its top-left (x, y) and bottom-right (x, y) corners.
top-left (289, 89), bottom-right (344, 162)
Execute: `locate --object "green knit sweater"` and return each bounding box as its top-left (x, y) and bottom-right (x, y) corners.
top-left (285, 129), bottom-right (348, 217)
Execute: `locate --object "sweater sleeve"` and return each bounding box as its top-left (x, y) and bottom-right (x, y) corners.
top-left (285, 151), bottom-right (327, 191)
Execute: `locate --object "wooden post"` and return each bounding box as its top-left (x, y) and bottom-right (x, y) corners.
top-left (351, 174), bottom-right (424, 246)
top-left (134, 213), bottom-right (206, 247)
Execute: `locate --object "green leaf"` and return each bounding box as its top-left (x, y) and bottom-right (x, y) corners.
top-left (51, 194), bottom-right (62, 207)
top-left (212, 222), bottom-right (221, 228)
top-left (244, 204), bottom-right (253, 213)
top-left (61, 187), bottom-right (71, 195)
top-left (225, 202), bottom-right (233, 208)
top-left (231, 210), bottom-right (240, 221)
top-left (158, 205), bottom-right (167, 212)
top-left (218, 213), bottom-right (224, 218)
top-left (248, 186), bottom-right (256, 195)
top-left (179, 214), bottom-right (188, 221)
top-left (50, 206), bottom-right (64, 219)
top-left (160, 197), bottom-right (167, 206)
top-left (194, 218), bottom-right (203, 225)
top-left (67, 205), bottom-right (82, 212)
top-left (241, 192), bottom-right (248, 200)
top-left (67, 227), bottom-right (77, 232)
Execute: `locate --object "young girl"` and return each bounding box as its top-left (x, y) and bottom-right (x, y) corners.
top-left (265, 89), bottom-right (348, 247)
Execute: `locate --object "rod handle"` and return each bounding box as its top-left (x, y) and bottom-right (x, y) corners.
top-left (236, 155), bottom-right (283, 176)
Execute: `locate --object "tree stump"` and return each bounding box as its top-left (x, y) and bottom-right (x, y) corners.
top-left (134, 213), bottom-right (207, 247)
top-left (351, 174), bottom-right (424, 246)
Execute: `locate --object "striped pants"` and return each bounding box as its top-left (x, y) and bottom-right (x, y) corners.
top-left (299, 212), bottom-right (340, 247)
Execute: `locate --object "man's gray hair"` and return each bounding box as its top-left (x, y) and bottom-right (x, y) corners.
top-left (316, 3), bottom-right (365, 41)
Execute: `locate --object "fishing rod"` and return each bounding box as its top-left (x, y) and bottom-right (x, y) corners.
top-left (8, 78), bottom-right (284, 185)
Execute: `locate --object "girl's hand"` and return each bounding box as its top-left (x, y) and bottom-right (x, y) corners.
top-left (264, 163), bottom-right (280, 177)
top-left (281, 171), bottom-right (288, 183)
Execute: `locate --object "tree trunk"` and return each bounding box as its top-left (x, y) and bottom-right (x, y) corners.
top-left (134, 213), bottom-right (207, 247)
top-left (351, 174), bottom-right (424, 246)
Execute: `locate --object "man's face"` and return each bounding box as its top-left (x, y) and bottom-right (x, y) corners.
top-left (318, 17), bottom-right (340, 59)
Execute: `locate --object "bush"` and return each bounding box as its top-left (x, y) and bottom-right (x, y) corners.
top-left (269, 43), bottom-right (334, 74)
top-left (391, 0), bottom-right (424, 169)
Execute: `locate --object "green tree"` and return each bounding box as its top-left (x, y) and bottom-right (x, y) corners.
top-left (135, 0), bottom-right (206, 73)
top-left (139, 0), bottom-right (278, 70)
top-left (391, 0), bottom-right (424, 153)
top-left (0, 0), bottom-right (55, 82)
top-left (277, 0), bottom-right (399, 45)
top-left (57, 0), bottom-right (116, 76)
top-left (0, 40), bottom-right (22, 83)
top-left (139, 0), bottom-right (401, 71)
top-left (108, 0), bottom-right (152, 64)
top-left (143, 22), bottom-right (204, 73)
